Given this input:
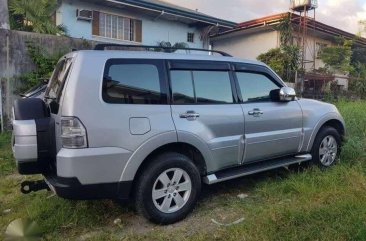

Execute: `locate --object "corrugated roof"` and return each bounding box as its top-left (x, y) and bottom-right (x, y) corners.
top-left (213, 12), bottom-right (366, 46)
top-left (110, 0), bottom-right (237, 28)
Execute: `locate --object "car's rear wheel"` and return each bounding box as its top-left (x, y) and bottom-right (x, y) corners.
top-left (311, 126), bottom-right (341, 168)
top-left (135, 152), bottom-right (201, 224)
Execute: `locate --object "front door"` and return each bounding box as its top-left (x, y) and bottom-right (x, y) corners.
top-left (234, 65), bottom-right (303, 163)
top-left (169, 61), bottom-right (244, 171)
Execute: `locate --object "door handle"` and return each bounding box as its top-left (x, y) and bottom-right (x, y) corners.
top-left (248, 108), bottom-right (263, 116)
top-left (180, 111), bottom-right (200, 120)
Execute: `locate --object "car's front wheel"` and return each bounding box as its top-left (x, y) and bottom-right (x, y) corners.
top-left (135, 152), bottom-right (201, 224)
top-left (311, 126), bottom-right (341, 168)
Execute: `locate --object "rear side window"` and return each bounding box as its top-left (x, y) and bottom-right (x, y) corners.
top-left (45, 58), bottom-right (73, 101)
top-left (236, 72), bottom-right (279, 102)
top-left (170, 70), bottom-right (233, 104)
top-left (103, 59), bottom-right (167, 104)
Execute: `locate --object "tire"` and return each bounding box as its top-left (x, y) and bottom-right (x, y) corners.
top-left (311, 126), bottom-right (341, 168)
top-left (135, 152), bottom-right (201, 224)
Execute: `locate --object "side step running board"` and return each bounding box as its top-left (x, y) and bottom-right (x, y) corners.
top-left (203, 154), bottom-right (312, 184)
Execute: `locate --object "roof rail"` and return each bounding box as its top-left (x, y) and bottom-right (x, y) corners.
top-left (93, 44), bottom-right (232, 57)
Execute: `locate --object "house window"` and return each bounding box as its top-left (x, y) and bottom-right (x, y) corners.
top-left (316, 42), bottom-right (328, 58)
top-left (187, 32), bottom-right (194, 43)
top-left (92, 11), bottom-right (142, 42)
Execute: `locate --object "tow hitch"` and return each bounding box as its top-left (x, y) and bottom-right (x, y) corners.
top-left (20, 180), bottom-right (50, 194)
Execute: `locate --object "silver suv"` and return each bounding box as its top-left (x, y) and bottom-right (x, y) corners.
top-left (12, 45), bottom-right (345, 224)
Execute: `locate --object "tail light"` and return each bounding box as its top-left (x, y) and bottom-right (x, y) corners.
top-left (61, 117), bottom-right (87, 148)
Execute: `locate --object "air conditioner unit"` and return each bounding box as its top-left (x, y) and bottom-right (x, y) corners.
top-left (76, 9), bottom-right (93, 21)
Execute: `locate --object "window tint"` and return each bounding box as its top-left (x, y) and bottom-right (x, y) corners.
top-left (236, 72), bottom-right (279, 102)
top-left (45, 58), bottom-right (72, 101)
top-left (103, 62), bottom-right (164, 104)
top-left (170, 70), bottom-right (233, 104)
top-left (194, 71), bottom-right (233, 104)
top-left (170, 71), bottom-right (195, 104)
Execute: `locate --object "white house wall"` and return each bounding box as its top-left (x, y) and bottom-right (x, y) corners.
top-left (212, 28), bottom-right (334, 72)
top-left (211, 30), bottom-right (280, 61)
top-left (56, 0), bottom-right (204, 48)
top-left (292, 32), bottom-right (333, 71)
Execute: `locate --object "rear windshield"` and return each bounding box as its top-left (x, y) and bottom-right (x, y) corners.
top-left (45, 58), bottom-right (73, 101)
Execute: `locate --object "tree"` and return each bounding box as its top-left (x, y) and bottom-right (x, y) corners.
top-left (257, 15), bottom-right (300, 82)
top-left (8, 0), bottom-right (66, 35)
top-left (257, 48), bottom-right (286, 78)
top-left (349, 62), bottom-right (366, 98)
top-left (319, 38), bottom-right (353, 73)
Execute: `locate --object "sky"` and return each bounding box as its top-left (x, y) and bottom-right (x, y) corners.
top-left (163, 0), bottom-right (366, 35)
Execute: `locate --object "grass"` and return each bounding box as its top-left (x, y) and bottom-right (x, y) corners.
top-left (1, 100), bottom-right (366, 240)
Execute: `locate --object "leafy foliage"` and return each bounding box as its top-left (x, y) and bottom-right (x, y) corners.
top-left (154, 41), bottom-right (189, 53)
top-left (319, 38), bottom-right (353, 73)
top-left (16, 41), bottom-right (67, 93)
top-left (352, 47), bottom-right (366, 65)
top-left (349, 62), bottom-right (366, 99)
top-left (257, 48), bottom-right (286, 77)
top-left (257, 15), bottom-right (300, 82)
top-left (8, 0), bottom-right (66, 35)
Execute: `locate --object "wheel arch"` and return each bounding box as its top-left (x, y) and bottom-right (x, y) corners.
top-left (121, 142), bottom-right (207, 199)
top-left (306, 115), bottom-right (346, 151)
top-left (134, 142), bottom-right (207, 180)
top-left (119, 131), bottom-right (211, 183)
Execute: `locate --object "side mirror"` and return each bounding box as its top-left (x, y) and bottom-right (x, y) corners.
top-left (270, 87), bottom-right (296, 102)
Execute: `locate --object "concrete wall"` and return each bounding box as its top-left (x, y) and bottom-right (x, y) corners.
top-left (57, 0), bottom-right (204, 48)
top-left (0, 29), bottom-right (98, 121)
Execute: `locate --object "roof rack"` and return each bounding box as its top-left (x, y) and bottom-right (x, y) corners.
top-left (93, 44), bottom-right (232, 57)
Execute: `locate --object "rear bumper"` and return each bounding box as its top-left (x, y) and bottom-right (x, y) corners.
top-left (45, 174), bottom-right (132, 200)
top-left (56, 147), bottom-right (132, 184)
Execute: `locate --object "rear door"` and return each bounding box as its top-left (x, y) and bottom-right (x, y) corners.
top-left (169, 61), bottom-right (244, 172)
top-left (234, 64), bottom-right (303, 163)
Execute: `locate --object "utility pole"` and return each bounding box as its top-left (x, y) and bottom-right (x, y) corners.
top-left (0, 0), bottom-right (10, 132)
top-left (0, 0), bottom-right (10, 30)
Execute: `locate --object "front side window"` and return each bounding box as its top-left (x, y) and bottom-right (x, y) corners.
top-left (103, 60), bottom-right (166, 104)
top-left (170, 70), bottom-right (233, 104)
top-left (236, 72), bottom-right (279, 102)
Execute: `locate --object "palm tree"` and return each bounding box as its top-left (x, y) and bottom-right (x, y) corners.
top-left (8, 0), bottom-right (66, 35)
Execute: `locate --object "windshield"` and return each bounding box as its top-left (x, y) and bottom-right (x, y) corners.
top-left (45, 58), bottom-right (73, 101)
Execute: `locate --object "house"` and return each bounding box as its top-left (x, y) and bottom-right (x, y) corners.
top-left (211, 12), bottom-right (366, 92)
top-left (54, 0), bottom-right (236, 48)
